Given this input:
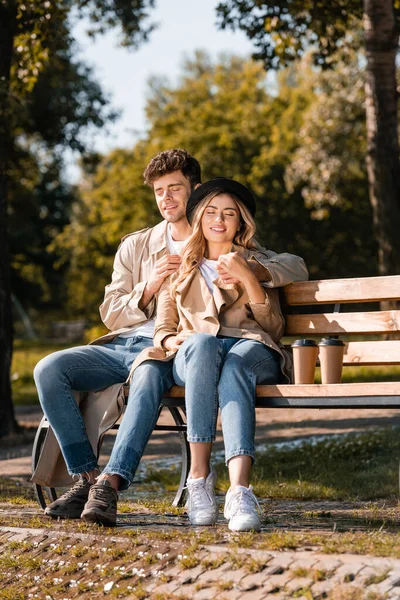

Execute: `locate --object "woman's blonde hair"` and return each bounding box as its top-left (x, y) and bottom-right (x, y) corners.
top-left (170, 189), bottom-right (257, 298)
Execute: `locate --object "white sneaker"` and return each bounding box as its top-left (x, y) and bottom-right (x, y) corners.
top-left (224, 485), bottom-right (262, 531)
top-left (186, 471), bottom-right (218, 526)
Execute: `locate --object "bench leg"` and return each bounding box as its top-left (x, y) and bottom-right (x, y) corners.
top-left (167, 406), bottom-right (191, 507)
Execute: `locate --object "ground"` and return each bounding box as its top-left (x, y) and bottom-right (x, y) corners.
top-left (1, 405), bottom-right (400, 599)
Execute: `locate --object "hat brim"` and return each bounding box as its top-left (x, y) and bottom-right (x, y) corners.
top-left (186, 177), bottom-right (256, 225)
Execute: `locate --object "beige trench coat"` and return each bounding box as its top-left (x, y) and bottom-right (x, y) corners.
top-left (32, 221), bottom-right (308, 487)
top-left (130, 246), bottom-right (292, 382)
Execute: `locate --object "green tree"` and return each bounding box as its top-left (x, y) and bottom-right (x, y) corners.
top-left (8, 20), bottom-right (118, 317)
top-left (54, 144), bottom-right (161, 320)
top-left (0, 0), bottom-right (155, 437)
top-left (216, 0), bottom-right (400, 278)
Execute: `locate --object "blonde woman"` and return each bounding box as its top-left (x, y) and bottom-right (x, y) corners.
top-left (151, 178), bottom-right (292, 531)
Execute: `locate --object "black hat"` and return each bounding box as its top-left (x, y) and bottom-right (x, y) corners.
top-left (186, 177), bottom-right (256, 226)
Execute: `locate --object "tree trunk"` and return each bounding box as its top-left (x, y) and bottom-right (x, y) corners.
top-left (363, 0), bottom-right (400, 278)
top-left (0, 0), bottom-right (19, 437)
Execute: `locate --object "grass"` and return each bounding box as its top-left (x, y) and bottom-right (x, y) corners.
top-left (11, 340), bottom-right (69, 405)
top-left (145, 427), bottom-right (400, 502)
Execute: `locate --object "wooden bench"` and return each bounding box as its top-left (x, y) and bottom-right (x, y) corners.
top-left (32, 274), bottom-right (400, 509)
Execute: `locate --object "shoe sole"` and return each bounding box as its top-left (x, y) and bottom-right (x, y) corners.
top-left (227, 514), bottom-right (261, 532)
top-left (189, 518), bottom-right (218, 526)
top-left (81, 509), bottom-right (116, 527)
top-left (44, 509), bottom-right (83, 520)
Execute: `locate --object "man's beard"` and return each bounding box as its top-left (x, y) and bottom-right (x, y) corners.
top-left (164, 209), bottom-right (186, 223)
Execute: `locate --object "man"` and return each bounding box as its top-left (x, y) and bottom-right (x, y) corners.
top-left (33, 148), bottom-right (308, 526)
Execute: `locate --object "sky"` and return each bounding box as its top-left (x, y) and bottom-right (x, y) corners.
top-left (67, 0), bottom-right (255, 179)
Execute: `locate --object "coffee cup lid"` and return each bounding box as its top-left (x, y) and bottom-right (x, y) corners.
top-left (291, 339), bottom-right (317, 347)
top-left (318, 337), bottom-right (345, 346)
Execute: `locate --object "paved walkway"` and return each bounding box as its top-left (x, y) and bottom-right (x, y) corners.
top-left (1, 521), bottom-right (400, 599)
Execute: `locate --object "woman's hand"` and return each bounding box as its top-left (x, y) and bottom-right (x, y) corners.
top-left (216, 252), bottom-right (253, 284)
top-left (163, 333), bottom-right (186, 352)
top-left (217, 252), bottom-right (266, 303)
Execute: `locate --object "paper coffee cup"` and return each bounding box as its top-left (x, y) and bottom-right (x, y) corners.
top-left (291, 339), bottom-right (318, 384)
top-left (318, 338), bottom-right (345, 384)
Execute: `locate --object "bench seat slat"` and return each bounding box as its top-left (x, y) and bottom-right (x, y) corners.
top-left (284, 275), bottom-right (400, 306)
top-left (161, 396), bottom-right (400, 408)
top-left (286, 310), bottom-right (400, 335)
top-left (162, 381), bottom-right (400, 400)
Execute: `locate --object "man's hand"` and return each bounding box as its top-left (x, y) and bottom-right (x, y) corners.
top-left (146, 254), bottom-right (181, 296)
top-left (163, 333), bottom-right (186, 352)
top-left (216, 252), bottom-right (253, 284)
top-left (139, 254), bottom-right (181, 311)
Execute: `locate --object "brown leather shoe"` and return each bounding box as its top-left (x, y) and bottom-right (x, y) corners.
top-left (44, 478), bottom-right (92, 519)
top-left (81, 480), bottom-right (118, 526)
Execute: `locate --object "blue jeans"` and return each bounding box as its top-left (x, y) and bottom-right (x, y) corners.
top-left (34, 336), bottom-right (174, 490)
top-left (173, 333), bottom-right (281, 464)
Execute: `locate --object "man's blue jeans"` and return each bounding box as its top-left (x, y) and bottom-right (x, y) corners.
top-left (173, 333), bottom-right (281, 464)
top-left (33, 336), bottom-right (174, 490)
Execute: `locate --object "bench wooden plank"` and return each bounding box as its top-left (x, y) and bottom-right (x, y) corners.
top-left (286, 310), bottom-right (400, 335)
top-left (343, 340), bottom-right (400, 365)
top-left (162, 396), bottom-right (400, 409)
top-left (163, 381), bottom-right (400, 399)
top-left (284, 275), bottom-right (400, 306)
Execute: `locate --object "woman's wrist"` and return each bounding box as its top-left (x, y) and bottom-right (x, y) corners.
top-left (162, 334), bottom-right (175, 349)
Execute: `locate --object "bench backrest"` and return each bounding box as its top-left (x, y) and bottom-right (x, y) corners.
top-left (282, 275), bottom-right (400, 366)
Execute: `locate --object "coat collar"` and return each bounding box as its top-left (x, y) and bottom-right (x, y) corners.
top-left (175, 266), bottom-right (241, 317)
top-left (148, 220), bottom-right (169, 255)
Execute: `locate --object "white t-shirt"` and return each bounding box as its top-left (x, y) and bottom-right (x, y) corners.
top-left (119, 224), bottom-right (186, 338)
top-left (199, 258), bottom-right (219, 294)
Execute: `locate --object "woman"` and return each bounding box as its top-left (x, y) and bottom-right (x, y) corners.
top-left (145, 177), bottom-right (290, 531)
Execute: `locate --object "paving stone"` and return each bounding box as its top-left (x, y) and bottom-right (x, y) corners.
top-left (238, 571), bottom-right (267, 591)
top-left (239, 587), bottom-right (268, 600)
top-left (284, 576), bottom-right (313, 593)
top-left (356, 565), bottom-right (385, 584)
top-left (312, 557), bottom-right (342, 572)
top-left (261, 563), bottom-right (286, 579)
top-left (330, 562), bottom-right (364, 584)
top-left (215, 588), bottom-right (243, 600)
top-left (161, 564), bottom-right (183, 579)
top-left (193, 585), bottom-right (222, 599)
top-left (262, 572), bottom-right (294, 593)
top-left (387, 570), bottom-right (400, 587)
top-left (149, 579), bottom-right (182, 596)
top-left (310, 578), bottom-right (334, 599)
top-left (195, 562), bottom-right (233, 585)
top-left (179, 563), bottom-right (208, 584)
top-left (267, 554), bottom-right (296, 569)
top-left (289, 557), bottom-right (320, 573)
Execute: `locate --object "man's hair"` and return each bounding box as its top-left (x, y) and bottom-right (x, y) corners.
top-left (143, 148), bottom-right (201, 189)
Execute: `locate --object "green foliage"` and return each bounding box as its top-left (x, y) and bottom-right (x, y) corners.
top-left (5, 0), bottom-right (156, 317)
top-left (53, 145), bottom-right (161, 318)
top-left (216, 1), bottom-right (400, 69)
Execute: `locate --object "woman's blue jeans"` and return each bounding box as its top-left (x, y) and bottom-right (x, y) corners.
top-left (34, 336), bottom-right (174, 490)
top-left (173, 333), bottom-right (281, 464)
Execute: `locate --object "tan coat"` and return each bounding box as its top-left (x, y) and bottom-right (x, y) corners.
top-left (130, 246), bottom-right (292, 381)
top-left (32, 221), bottom-right (308, 487)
